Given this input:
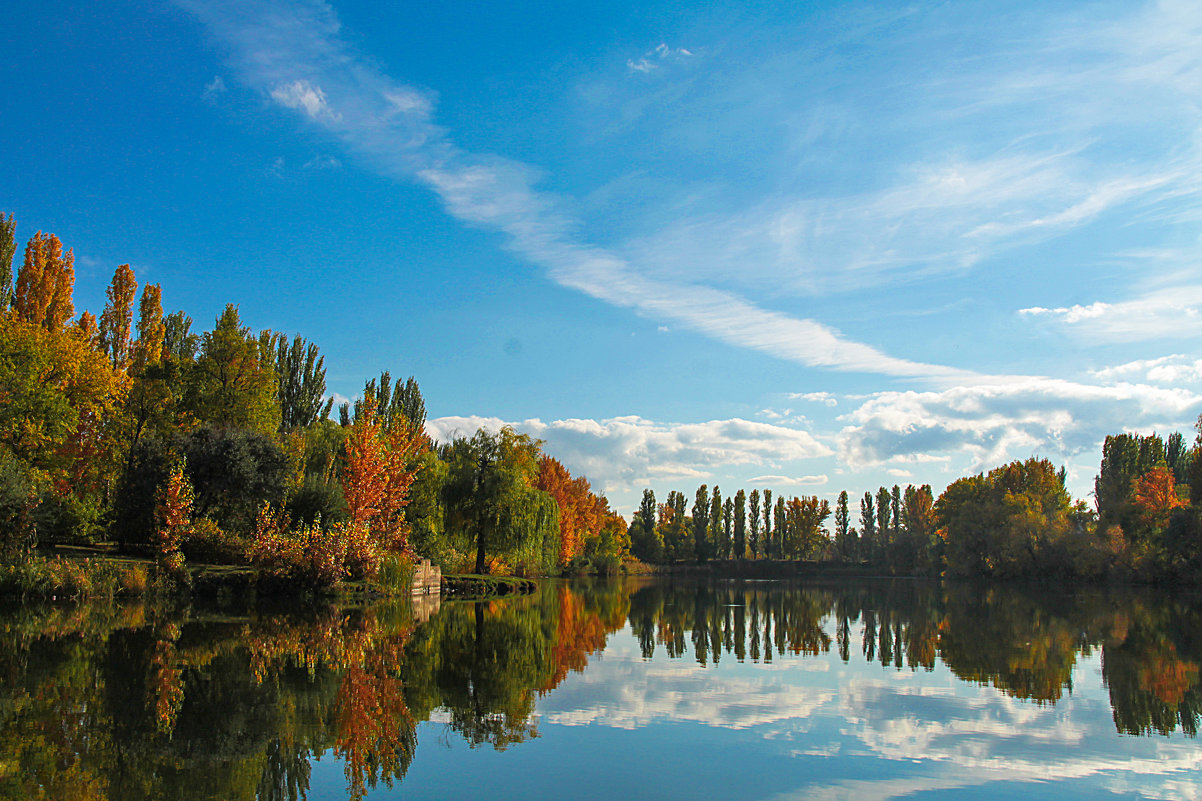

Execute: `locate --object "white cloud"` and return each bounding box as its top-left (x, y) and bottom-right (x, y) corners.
top-left (1090, 354), bottom-right (1202, 384)
top-left (837, 377), bottom-right (1202, 475)
top-left (270, 79), bottom-right (339, 120)
top-left (426, 414), bottom-right (832, 503)
top-left (1021, 284), bottom-right (1202, 342)
top-left (747, 474), bottom-right (829, 487)
top-left (791, 392), bottom-right (838, 407)
top-left (627, 42), bottom-right (694, 73)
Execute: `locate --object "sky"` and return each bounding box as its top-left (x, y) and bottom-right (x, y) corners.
top-left (5, 0), bottom-right (1202, 513)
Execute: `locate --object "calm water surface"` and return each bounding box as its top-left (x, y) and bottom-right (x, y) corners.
top-left (2, 578), bottom-right (1200, 800)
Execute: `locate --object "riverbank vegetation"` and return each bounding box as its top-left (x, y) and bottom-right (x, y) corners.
top-left (2, 213), bottom-right (1200, 590)
top-left (0, 215), bottom-right (630, 596)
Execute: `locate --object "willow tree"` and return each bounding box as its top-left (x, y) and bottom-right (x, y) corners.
top-left (442, 426), bottom-right (558, 574)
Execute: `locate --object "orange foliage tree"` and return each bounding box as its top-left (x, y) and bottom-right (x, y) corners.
top-left (13, 232), bottom-right (74, 331)
top-left (341, 397), bottom-right (426, 551)
top-left (1133, 466), bottom-right (1184, 533)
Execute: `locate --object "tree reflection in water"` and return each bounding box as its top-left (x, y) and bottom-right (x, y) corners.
top-left (0, 579), bottom-right (1199, 799)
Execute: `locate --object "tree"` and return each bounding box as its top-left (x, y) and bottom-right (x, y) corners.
top-left (163, 310), bottom-right (199, 361)
top-left (891, 485), bottom-right (901, 540)
top-left (13, 231), bottom-right (74, 331)
top-left (442, 427), bottom-right (558, 574)
top-left (133, 283), bottom-right (166, 369)
top-left (733, 490), bottom-right (746, 558)
top-left (99, 264), bottom-right (137, 369)
top-left (783, 496), bottom-right (831, 558)
top-left (1134, 467), bottom-right (1184, 534)
top-left (0, 212), bottom-right (14, 311)
top-left (773, 496), bottom-right (786, 558)
top-left (722, 498), bottom-right (733, 559)
top-left (762, 488), bottom-right (773, 559)
top-left (835, 490), bottom-right (851, 560)
top-left (860, 492), bottom-right (876, 560)
top-left (187, 305), bottom-right (279, 434)
top-left (937, 458), bottom-right (1074, 577)
top-left (692, 484), bottom-right (710, 561)
top-left (342, 396), bottom-right (427, 551)
top-left (275, 334), bottom-right (333, 431)
top-left (708, 486), bottom-right (723, 560)
top-left (876, 487), bottom-right (892, 549)
top-left (748, 489), bottom-right (762, 559)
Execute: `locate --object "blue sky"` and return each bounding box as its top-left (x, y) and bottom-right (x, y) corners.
top-left (5, 0), bottom-right (1202, 513)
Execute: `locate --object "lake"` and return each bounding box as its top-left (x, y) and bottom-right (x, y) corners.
top-left (2, 577), bottom-right (1200, 800)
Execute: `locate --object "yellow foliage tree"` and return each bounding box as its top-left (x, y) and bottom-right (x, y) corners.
top-left (13, 232), bottom-right (74, 331)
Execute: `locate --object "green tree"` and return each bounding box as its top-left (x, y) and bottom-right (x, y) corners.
top-left (722, 498), bottom-right (733, 559)
top-left (748, 489), bottom-right (761, 558)
top-left (876, 487), bottom-right (892, 550)
top-left (0, 212), bottom-right (14, 311)
top-left (860, 492), bottom-right (876, 560)
top-left (773, 496), bottom-right (786, 559)
top-left (275, 334), bottom-right (334, 431)
top-left (187, 305), bottom-right (280, 434)
top-left (692, 484), bottom-right (710, 562)
top-left (733, 489), bottom-right (746, 559)
top-left (708, 486), bottom-right (723, 559)
top-left (442, 427), bottom-right (558, 574)
top-left (163, 310), bottom-right (199, 361)
top-left (835, 490), bottom-right (851, 560)
top-left (762, 488), bottom-right (773, 559)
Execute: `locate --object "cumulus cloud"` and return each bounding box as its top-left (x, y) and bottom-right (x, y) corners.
top-left (837, 377), bottom-right (1202, 473)
top-left (426, 414), bottom-right (832, 500)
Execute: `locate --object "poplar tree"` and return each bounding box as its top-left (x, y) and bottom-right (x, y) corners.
top-left (692, 484), bottom-right (711, 561)
top-left (99, 264), bottom-right (137, 369)
top-left (835, 490), bottom-right (850, 560)
top-left (708, 486), bottom-right (723, 558)
top-left (876, 487), bottom-right (892, 549)
top-left (733, 489), bottom-right (746, 558)
top-left (762, 489), bottom-right (773, 559)
top-left (891, 485), bottom-right (902, 539)
top-left (14, 232), bottom-right (74, 331)
top-left (275, 334), bottom-right (334, 431)
top-left (773, 496), bottom-right (786, 558)
top-left (860, 492), bottom-right (876, 559)
top-left (133, 284), bottom-right (166, 368)
top-left (722, 498), bottom-right (733, 559)
top-left (748, 489), bottom-right (761, 558)
top-left (0, 213), bottom-right (14, 311)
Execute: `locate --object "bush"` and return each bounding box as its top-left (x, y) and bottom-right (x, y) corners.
top-left (0, 557), bottom-right (147, 600)
top-left (182, 517), bottom-right (249, 565)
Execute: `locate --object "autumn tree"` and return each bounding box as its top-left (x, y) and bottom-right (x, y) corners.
top-left (783, 496), bottom-right (831, 558)
top-left (13, 231), bottom-right (74, 331)
top-left (153, 459), bottom-right (193, 581)
top-left (133, 283), bottom-right (166, 368)
top-left (163, 310), bottom-right (199, 361)
top-left (1134, 467), bottom-right (1185, 534)
top-left (342, 397), bottom-right (427, 551)
top-left (99, 264), bottom-right (137, 369)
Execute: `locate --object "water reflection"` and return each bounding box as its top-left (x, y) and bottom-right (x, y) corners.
top-left (0, 579), bottom-right (1199, 800)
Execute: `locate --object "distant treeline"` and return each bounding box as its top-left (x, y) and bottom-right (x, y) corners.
top-left (628, 431), bottom-right (1201, 582)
